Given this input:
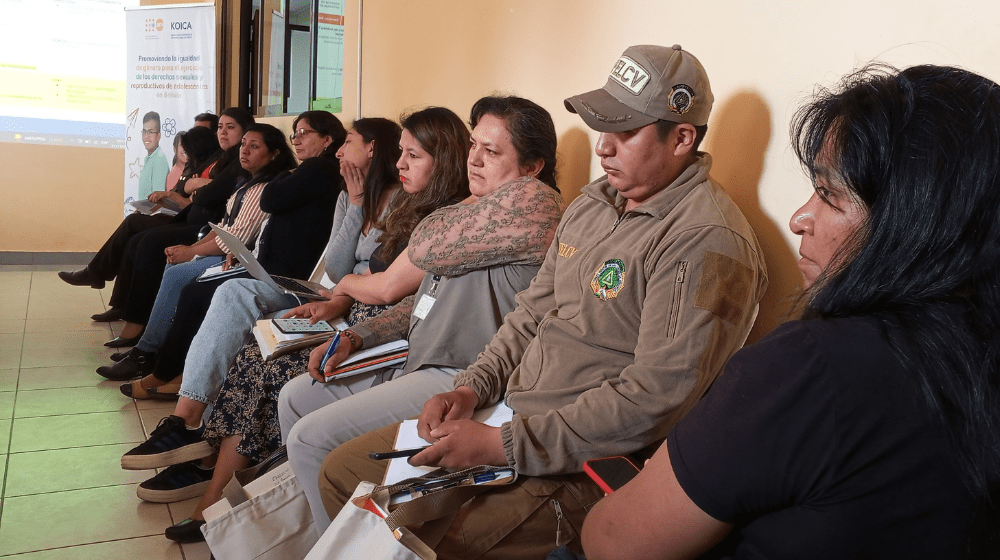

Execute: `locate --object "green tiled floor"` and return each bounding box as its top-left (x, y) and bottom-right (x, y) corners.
top-left (0, 265), bottom-right (209, 559)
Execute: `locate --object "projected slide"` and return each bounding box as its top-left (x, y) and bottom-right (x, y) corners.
top-left (0, 0), bottom-right (139, 149)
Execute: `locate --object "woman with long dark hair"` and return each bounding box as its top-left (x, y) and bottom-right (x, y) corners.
top-left (73, 108), bottom-right (255, 326)
top-left (151, 126), bottom-right (221, 211)
top-left (56, 118), bottom-right (227, 293)
top-left (108, 114), bottom-right (395, 394)
top-left (582, 64), bottom-right (1000, 559)
top-left (95, 123), bottom-right (297, 355)
top-left (121, 107), bottom-right (473, 543)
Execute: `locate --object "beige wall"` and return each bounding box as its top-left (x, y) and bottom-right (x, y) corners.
top-left (294, 0), bottom-right (999, 341)
top-left (7, 0), bottom-right (999, 340)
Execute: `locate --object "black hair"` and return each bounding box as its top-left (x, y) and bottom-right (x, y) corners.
top-left (242, 123), bottom-right (297, 183)
top-left (350, 117), bottom-right (403, 233)
top-left (142, 111), bottom-right (160, 128)
top-left (179, 126), bottom-right (221, 176)
top-left (470, 95), bottom-right (559, 191)
top-left (379, 107), bottom-right (471, 258)
top-left (293, 110), bottom-right (348, 160)
top-left (212, 107), bottom-right (256, 178)
top-left (791, 63), bottom-right (1000, 496)
top-left (655, 120), bottom-right (708, 152)
top-left (194, 112), bottom-right (219, 129)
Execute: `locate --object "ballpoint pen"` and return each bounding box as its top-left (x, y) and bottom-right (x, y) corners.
top-left (313, 331), bottom-right (341, 385)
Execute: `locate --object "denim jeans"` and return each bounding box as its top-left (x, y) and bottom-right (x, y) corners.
top-left (134, 256), bottom-right (225, 353)
top-left (177, 278), bottom-right (299, 406)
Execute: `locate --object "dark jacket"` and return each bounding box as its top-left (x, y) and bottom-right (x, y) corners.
top-left (257, 156), bottom-right (342, 279)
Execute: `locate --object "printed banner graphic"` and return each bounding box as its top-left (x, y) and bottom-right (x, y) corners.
top-left (124, 4), bottom-right (216, 211)
top-left (312, 0), bottom-right (344, 112)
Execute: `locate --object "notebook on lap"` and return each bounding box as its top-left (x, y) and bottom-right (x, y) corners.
top-left (209, 223), bottom-right (329, 300)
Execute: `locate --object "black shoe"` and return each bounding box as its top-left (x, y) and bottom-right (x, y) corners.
top-left (164, 517), bottom-right (206, 543)
top-left (91, 308), bottom-right (124, 322)
top-left (97, 349), bottom-right (154, 381)
top-left (110, 350), bottom-right (130, 362)
top-left (58, 268), bottom-right (105, 289)
top-left (137, 460), bottom-right (214, 503)
top-left (104, 334), bottom-right (142, 348)
top-left (121, 415), bottom-right (213, 470)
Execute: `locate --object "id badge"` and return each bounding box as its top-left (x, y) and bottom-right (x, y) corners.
top-left (413, 294), bottom-right (436, 320)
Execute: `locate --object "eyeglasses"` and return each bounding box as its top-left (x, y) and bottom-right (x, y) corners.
top-left (142, 129), bottom-right (160, 135)
top-left (289, 128), bottom-right (317, 141)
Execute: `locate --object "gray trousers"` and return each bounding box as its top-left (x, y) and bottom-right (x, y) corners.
top-left (277, 366), bottom-right (458, 534)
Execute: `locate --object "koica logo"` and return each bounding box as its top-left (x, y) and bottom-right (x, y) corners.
top-left (171, 21), bottom-right (193, 30)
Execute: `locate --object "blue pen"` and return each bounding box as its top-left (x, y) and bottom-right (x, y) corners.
top-left (312, 331), bottom-right (341, 385)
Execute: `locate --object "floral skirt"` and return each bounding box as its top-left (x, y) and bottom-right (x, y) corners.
top-left (203, 301), bottom-right (390, 462)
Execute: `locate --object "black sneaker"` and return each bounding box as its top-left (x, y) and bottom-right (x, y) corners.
top-left (122, 415), bottom-right (213, 470)
top-left (97, 349), bottom-right (154, 381)
top-left (165, 517), bottom-right (206, 543)
top-left (137, 460), bottom-right (214, 503)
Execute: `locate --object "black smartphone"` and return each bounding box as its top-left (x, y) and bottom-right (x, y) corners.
top-left (583, 456), bottom-right (641, 493)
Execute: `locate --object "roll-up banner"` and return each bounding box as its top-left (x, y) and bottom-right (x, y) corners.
top-left (124, 3), bottom-right (216, 212)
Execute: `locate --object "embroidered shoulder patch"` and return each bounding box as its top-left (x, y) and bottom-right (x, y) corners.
top-left (591, 259), bottom-right (626, 300)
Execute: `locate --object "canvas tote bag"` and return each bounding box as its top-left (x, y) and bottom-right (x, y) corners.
top-left (305, 465), bottom-right (517, 560)
top-left (201, 459), bottom-right (317, 560)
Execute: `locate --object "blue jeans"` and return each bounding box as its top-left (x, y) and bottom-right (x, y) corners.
top-left (177, 278), bottom-right (299, 407)
top-left (134, 256), bottom-right (224, 352)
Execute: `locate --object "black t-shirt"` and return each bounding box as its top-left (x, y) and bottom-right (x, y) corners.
top-left (668, 317), bottom-right (984, 559)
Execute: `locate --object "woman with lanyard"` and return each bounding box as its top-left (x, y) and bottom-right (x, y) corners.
top-left (117, 107), bottom-right (475, 543)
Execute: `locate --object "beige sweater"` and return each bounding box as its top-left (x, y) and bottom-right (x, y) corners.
top-left (455, 154), bottom-right (769, 476)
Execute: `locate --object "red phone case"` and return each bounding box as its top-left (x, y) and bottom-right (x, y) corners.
top-left (583, 456), bottom-right (641, 494)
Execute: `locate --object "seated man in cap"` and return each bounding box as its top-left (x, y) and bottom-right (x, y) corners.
top-left (317, 44), bottom-right (768, 558)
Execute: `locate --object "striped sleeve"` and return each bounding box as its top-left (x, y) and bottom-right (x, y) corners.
top-left (216, 182), bottom-right (270, 254)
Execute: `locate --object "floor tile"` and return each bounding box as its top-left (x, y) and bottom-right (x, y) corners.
top-left (17, 365), bottom-right (121, 391)
top-left (0, 334), bottom-right (22, 370)
top-left (24, 317), bottom-right (113, 333)
top-left (0, 454), bottom-right (6, 491)
top-left (0, 368), bottom-right (17, 392)
top-left (19, 344), bottom-right (116, 369)
top-left (0, 418), bottom-right (11, 453)
top-left (0, 484), bottom-right (173, 556)
top-left (22, 330), bottom-right (116, 350)
top-left (0, 300), bottom-right (27, 321)
top-left (0, 392), bottom-right (15, 419)
top-left (0, 536), bottom-right (185, 560)
top-left (5, 443), bottom-right (150, 496)
top-left (180, 540), bottom-right (212, 560)
top-left (166, 494), bottom-right (202, 525)
top-left (9, 410), bottom-right (146, 453)
top-left (14, 386), bottom-right (131, 418)
top-left (0, 332), bottom-right (24, 351)
top-left (0, 318), bottom-right (26, 334)
top-left (135, 397), bottom-right (180, 411)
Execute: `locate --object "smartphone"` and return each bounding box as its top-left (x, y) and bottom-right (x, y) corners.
top-left (583, 456), bottom-right (641, 494)
top-left (272, 318), bottom-right (335, 334)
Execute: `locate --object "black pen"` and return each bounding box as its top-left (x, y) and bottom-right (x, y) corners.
top-left (369, 446), bottom-right (429, 460)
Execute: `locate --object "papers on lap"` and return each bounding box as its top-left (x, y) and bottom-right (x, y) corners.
top-left (196, 263), bottom-right (246, 282)
top-left (323, 339), bottom-right (408, 381)
top-left (383, 402), bottom-right (515, 486)
top-left (253, 318), bottom-right (348, 361)
top-left (128, 198), bottom-right (179, 216)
